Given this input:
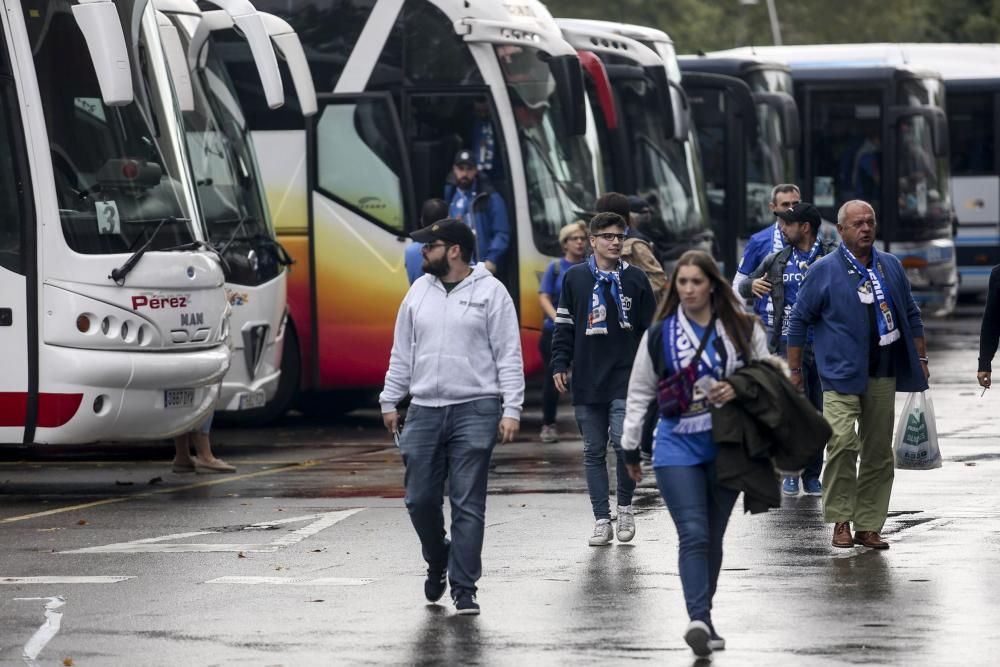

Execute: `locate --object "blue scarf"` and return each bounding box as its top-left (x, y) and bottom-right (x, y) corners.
top-left (664, 310), bottom-right (739, 434)
top-left (760, 222), bottom-right (787, 327)
top-left (839, 243), bottom-right (900, 346)
top-left (586, 255), bottom-right (631, 336)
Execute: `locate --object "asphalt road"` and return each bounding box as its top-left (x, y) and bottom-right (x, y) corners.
top-left (1, 310), bottom-right (998, 666)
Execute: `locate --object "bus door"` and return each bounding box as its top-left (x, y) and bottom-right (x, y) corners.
top-left (682, 72), bottom-right (755, 275)
top-left (0, 48), bottom-right (33, 444)
top-left (402, 88), bottom-right (515, 286)
top-left (307, 92), bottom-right (415, 389)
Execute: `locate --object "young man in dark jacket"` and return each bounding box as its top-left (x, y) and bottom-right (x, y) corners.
top-left (551, 212), bottom-right (655, 546)
top-left (787, 200), bottom-right (929, 550)
top-left (740, 202), bottom-right (836, 497)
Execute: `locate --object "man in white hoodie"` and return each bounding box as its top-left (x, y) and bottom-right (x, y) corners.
top-left (380, 218), bottom-right (524, 616)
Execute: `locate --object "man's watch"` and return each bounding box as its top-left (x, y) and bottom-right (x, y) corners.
top-left (789, 368), bottom-right (802, 374)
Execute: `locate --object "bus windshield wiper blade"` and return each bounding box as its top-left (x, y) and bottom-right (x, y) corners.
top-left (109, 217), bottom-right (174, 285)
top-left (216, 216), bottom-right (254, 257)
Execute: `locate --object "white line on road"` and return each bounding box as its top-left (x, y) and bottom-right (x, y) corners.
top-left (60, 509), bottom-right (364, 554)
top-left (15, 596), bottom-right (64, 664)
top-left (206, 576), bottom-right (375, 586)
top-left (2, 576), bottom-right (133, 584)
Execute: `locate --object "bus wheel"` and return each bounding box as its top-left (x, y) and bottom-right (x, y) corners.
top-left (216, 326), bottom-right (301, 427)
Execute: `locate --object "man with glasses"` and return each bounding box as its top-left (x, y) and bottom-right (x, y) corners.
top-left (551, 212), bottom-right (655, 546)
top-left (380, 218), bottom-right (524, 615)
top-left (787, 200), bottom-right (928, 550)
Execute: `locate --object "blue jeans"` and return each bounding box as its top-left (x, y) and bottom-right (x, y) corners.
top-left (399, 398), bottom-right (500, 597)
top-left (574, 400), bottom-right (635, 520)
top-left (655, 464), bottom-right (739, 624)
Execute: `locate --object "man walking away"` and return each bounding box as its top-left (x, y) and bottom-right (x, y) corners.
top-left (551, 212), bottom-right (655, 546)
top-left (740, 202), bottom-right (836, 496)
top-left (787, 200), bottom-right (929, 550)
top-left (732, 184), bottom-right (801, 313)
top-left (405, 198), bottom-right (450, 285)
top-left (380, 218), bottom-right (524, 615)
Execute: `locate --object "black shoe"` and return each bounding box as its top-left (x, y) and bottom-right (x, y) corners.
top-left (453, 591), bottom-right (480, 615)
top-left (424, 543), bottom-right (449, 603)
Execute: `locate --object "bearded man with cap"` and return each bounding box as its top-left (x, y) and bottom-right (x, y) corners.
top-left (380, 218), bottom-right (524, 615)
top-left (444, 149), bottom-right (510, 274)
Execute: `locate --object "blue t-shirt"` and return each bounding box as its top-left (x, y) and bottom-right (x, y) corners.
top-left (653, 321), bottom-right (720, 467)
top-left (539, 257), bottom-right (580, 330)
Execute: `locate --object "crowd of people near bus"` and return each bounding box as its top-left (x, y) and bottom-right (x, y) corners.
top-left (378, 178), bottom-right (932, 656)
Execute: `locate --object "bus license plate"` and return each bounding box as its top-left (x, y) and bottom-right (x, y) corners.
top-left (238, 390), bottom-right (266, 410)
top-left (164, 389), bottom-right (195, 409)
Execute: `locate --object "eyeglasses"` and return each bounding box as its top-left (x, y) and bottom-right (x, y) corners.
top-left (423, 242), bottom-right (450, 250)
top-left (564, 235), bottom-right (587, 242)
top-left (593, 233), bottom-right (626, 242)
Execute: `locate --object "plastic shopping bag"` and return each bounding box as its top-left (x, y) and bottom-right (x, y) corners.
top-left (893, 391), bottom-right (942, 470)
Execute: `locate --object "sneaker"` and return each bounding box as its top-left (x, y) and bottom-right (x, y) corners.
top-left (683, 620), bottom-right (713, 657)
top-left (708, 622), bottom-right (726, 651)
top-left (588, 519), bottom-right (613, 546)
top-left (616, 506), bottom-right (636, 542)
top-left (424, 543), bottom-right (449, 603)
top-left (453, 591), bottom-right (480, 615)
top-left (802, 478), bottom-right (823, 496)
top-left (609, 503), bottom-right (618, 522)
top-left (539, 424), bottom-right (559, 443)
top-left (781, 476), bottom-right (800, 496)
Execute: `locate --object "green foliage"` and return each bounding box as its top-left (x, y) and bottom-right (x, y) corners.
top-left (543, 0), bottom-right (1000, 54)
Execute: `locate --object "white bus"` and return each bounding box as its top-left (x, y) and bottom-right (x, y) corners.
top-left (0, 0), bottom-right (241, 445)
top-left (155, 0), bottom-right (317, 422)
top-left (215, 0), bottom-right (602, 415)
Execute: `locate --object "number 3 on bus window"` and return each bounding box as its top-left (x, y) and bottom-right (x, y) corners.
top-left (95, 200), bottom-right (121, 235)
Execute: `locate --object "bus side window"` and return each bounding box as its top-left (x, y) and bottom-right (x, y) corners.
top-left (0, 77), bottom-right (28, 275)
top-left (315, 97), bottom-right (407, 233)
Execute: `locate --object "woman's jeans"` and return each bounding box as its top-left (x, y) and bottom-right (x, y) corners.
top-left (539, 327), bottom-right (558, 425)
top-left (655, 463), bottom-right (739, 624)
top-left (574, 399), bottom-right (635, 519)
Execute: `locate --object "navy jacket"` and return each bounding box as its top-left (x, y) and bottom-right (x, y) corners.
top-left (787, 249), bottom-right (928, 395)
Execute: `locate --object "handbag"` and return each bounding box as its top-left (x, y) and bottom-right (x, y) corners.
top-left (657, 316), bottom-right (716, 418)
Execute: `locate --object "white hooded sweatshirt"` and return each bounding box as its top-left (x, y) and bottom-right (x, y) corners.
top-left (379, 264), bottom-right (524, 419)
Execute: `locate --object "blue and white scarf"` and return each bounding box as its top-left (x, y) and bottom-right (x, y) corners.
top-left (839, 243), bottom-right (900, 346)
top-left (586, 255), bottom-right (631, 336)
top-left (761, 222), bottom-right (788, 326)
top-left (664, 309), bottom-right (740, 434)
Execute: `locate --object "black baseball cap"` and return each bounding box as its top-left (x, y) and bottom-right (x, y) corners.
top-left (411, 218), bottom-right (476, 251)
top-left (453, 149), bottom-right (476, 168)
top-left (627, 195), bottom-right (651, 213)
top-left (776, 202), bottom-right (822, 229)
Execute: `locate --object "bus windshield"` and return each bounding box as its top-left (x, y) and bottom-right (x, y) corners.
top-left (26, 1), bottom-right (196, 255)
top-left (496, 45), bottom-right (597, 256)
top-left (896, 78), bottom-right (952, 240)
top-left (616, 77), bottom-right (708, 244)
top-left (745, 69), bottom-right (795, 234)
top-left (185, 43), bottom-right (283, 285)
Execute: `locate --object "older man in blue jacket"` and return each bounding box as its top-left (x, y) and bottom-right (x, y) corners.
top-left (787, 200), bottom-right (929, 551)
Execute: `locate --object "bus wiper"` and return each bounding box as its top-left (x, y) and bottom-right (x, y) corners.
top-left (109, 217), bottom-right (175, 286)
top-left (216, 216), bottom-right (254, 257)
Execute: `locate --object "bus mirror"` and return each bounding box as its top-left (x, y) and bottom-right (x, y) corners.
top-left (889, 106), bottom-right (949, 157)
top-left (259, 13), bottom-right (318, 116)
top-left (200, 0), bottom-right (284, 109)
top-left (578, 51), bottom-right (617, 129)
top-left (682, 72), bottom-right (757, 140)
top-left (643, 66), bottom-right (676, 138)
top-left (932, 110), bottom-right (949, 156)
top-left (753, 92), bottom-right (800, 148)
top-left (72, 0), bottom-right (134, 106)
top-left (668, 80), bottom-right (691, 142)
top-left (548, 55), bottom-right (587, 136)
top-left (156, 12), bottom-right (194, 112)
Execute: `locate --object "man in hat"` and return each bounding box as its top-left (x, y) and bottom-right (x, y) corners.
top-left (380, 218), bottom-right (524, 615)
top-left (740, 202), bottom-right (837, 497)
top-left (444, 149), bottom-right (510, 274)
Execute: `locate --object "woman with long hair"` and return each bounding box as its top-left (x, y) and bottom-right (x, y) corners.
top-left (621, 250), bottom-right (769, 657)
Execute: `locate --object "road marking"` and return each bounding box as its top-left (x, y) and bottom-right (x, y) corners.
top-left (60, 509), bottom-right (363, 554)
top-left (15, 596), bottom-right (64, 664)
top-left (2, 576), bottom-right (133, 584)
top-left (0, 459), bottom-right (332, 525)
top-left (206, 576), bottom-right (375, 586)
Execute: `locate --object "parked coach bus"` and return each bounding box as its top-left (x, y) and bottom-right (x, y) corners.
top-left (216, 0), bottom-right (602, 415)
top-left (713, 45), bottom-right (959, 316)
top-left (156, 0), bottom-right (317, 423)
top-left (0, 0), bottom-right (238, 445)
top-left (555, 19), bottom-right (712, 273)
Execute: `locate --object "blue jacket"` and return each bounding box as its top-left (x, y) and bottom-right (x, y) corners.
top-left (444, 175), bottom-right (510, 266)
top-left (405, 242), bottom-right (424, 284)
top-left (787, 249), bottom-right (928, 395)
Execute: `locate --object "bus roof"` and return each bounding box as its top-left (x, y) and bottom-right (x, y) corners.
top-left (710, 45), bottom-right (942, 82)
top-left (553, 18), bottom-right (673, 46)
top-left (677, 55), bottom-right (790, 78)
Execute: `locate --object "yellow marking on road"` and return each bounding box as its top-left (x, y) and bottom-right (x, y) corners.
top-left (0, 459), bottom-right (329, 525)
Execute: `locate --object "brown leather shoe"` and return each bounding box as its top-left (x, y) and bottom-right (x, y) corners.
top-left (832, 521), bottom-right (853, 548)
top-left (854, 531), bottom-right (890, 550)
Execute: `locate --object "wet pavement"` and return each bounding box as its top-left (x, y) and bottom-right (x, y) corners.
top-left (1, 310), bottom-right (999, 665)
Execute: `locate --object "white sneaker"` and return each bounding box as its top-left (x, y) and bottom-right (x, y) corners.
top-left (539, 424), bottom-right (559, 443)
top-left (588, 519), bottom-right (613, 546)
top-left (609, 502), bottom-right (618, 522)
top-left (616, 505), bottom-right (636, 542)
top-left (684, 620), bottom-right (712, 657)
